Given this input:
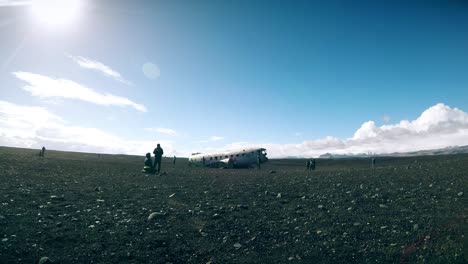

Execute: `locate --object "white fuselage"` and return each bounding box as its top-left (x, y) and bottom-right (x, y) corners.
top-left (189, 147), bottom-right (268, 168)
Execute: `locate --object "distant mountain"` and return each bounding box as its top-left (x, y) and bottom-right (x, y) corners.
top-left (382, 145), bottom-right (468, 157)
top-left (319, 145), bottom-right (468, 159)
top-left (319, 153), bottom-right (370, 159)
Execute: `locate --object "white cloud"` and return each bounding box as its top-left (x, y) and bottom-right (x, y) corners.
top-left (0, 0), bottom-right (31, 6)
top-left (197, 135), bottom-right (225, 143)
top-left (216, 103), bottom-right (468, 158)
top-left (68, 55), bottom-right (131, 85)
top-left (145, 127), bottom-right (178, 136)
top-left (13, 71), bottom-right (146, 112)
top-left (294, 132), bottom-right (302, 136)
top-left (0, 100), bottom-right (178, 155)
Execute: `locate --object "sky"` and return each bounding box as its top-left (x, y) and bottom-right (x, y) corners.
top-left (0, 0), bottom-right (467, 158)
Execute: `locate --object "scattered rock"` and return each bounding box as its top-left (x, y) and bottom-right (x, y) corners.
top-left (413, 224), bottom-right (419, 231)
top-left (269, 170), bottom-right (276, 174)
top-left (277, 193), bottom-right (282, 198)
top-left (457, 192), bottom-right (463, 197)
top-left (148, 212), bottom-right (163, 221)
top-left (38, 256), bottom-right (54, 264)
top-left (212, 213), bottom-right (220, 219)
top-left (50, 195), bottom-right (65, 201)
top-left (169, 193), bottom-right (175, 198)
top-left (233, 242), bottom-right (242, 249)
top-left (379, 204), bottom-right (388, 208)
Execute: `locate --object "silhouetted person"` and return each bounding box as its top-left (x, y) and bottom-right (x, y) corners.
top-left (256, 153), bottom-right (261, 169)
top-left (202, 156), bottom-right (206, 166)
top-left (310, 159), bottom-right (316, 171)
top-left (173, 155), bottom-right (176, 166)
top-left (153, 143), bottom-right (164, 174)
top-left (39, 146), bottom-right (46, 157)
top-left (372, 158), bottom-right (376, 169)
top-left (142, 153), bottom-right (155, 174)
top-left (306, 160), bottom-right (310, 170)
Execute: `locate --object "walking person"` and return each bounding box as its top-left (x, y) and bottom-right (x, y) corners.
top-left (153, 143), bottom-right (164, 174)
top-left (306, 160), bottom-right (310, 170)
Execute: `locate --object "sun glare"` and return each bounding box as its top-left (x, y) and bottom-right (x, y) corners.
top-left (30, 0), bottom-right (83, 29)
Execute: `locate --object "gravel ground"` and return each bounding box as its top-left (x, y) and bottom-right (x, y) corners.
top-left (0, 147), bottom-right (466, 263)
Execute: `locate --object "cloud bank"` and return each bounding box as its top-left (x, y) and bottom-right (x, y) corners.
top-left (220, 103), bottom-right (468, 158)
top-left (0, 100), bottom-right (175, 155)
top-left (68, 55), bottom-right (131, 85)
top-left (13, 71), bottom-right (146, 112)
top-left (0, 101), bottom-right (466, 158)
top-left (0, 0), bottom-right (31, 6)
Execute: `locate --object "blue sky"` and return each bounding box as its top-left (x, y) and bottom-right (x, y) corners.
top-left (0, 0), bottom-right (467, 157)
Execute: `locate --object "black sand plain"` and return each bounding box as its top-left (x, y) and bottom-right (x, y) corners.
top-left (0, 147), bottom-right (466, 263)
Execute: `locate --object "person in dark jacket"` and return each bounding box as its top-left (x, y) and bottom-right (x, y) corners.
top-left (310, 159), bottom-right (316, 171)
top-left (153, 143), bottom-right (164, 173)
top-left (142, 153), bottom-right (155, 174)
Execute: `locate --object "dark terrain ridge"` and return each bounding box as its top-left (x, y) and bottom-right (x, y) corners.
top-left (0, 147), bottom-right (466, 263)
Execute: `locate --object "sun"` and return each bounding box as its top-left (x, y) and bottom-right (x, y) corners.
top-left (30, 0), bottom-right (83, 29)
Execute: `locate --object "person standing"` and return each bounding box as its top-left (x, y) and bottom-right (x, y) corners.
top-left (153, 143), bottom-right (164, 174)
top-left (371, 158), bottom-right (376, 169)
top-left (39, 146), bottom-right (46, 157)
top-left (310, 159), bottom-right (316, 171)
top-left (256, 153), bottom-right (261, 169)
top-left (173, 155), bottom-right (176, 166)
top-left (306, 160), bottom-right (310, 170)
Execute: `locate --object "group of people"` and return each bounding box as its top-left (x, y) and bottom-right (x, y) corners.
top-left (306, 159), bottom-right (316, 171)
top-left (143, 143), bottom-right (164, 174)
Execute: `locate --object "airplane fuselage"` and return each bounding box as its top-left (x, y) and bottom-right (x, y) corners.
top-left (189, 147), bottom-right (268, 168)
